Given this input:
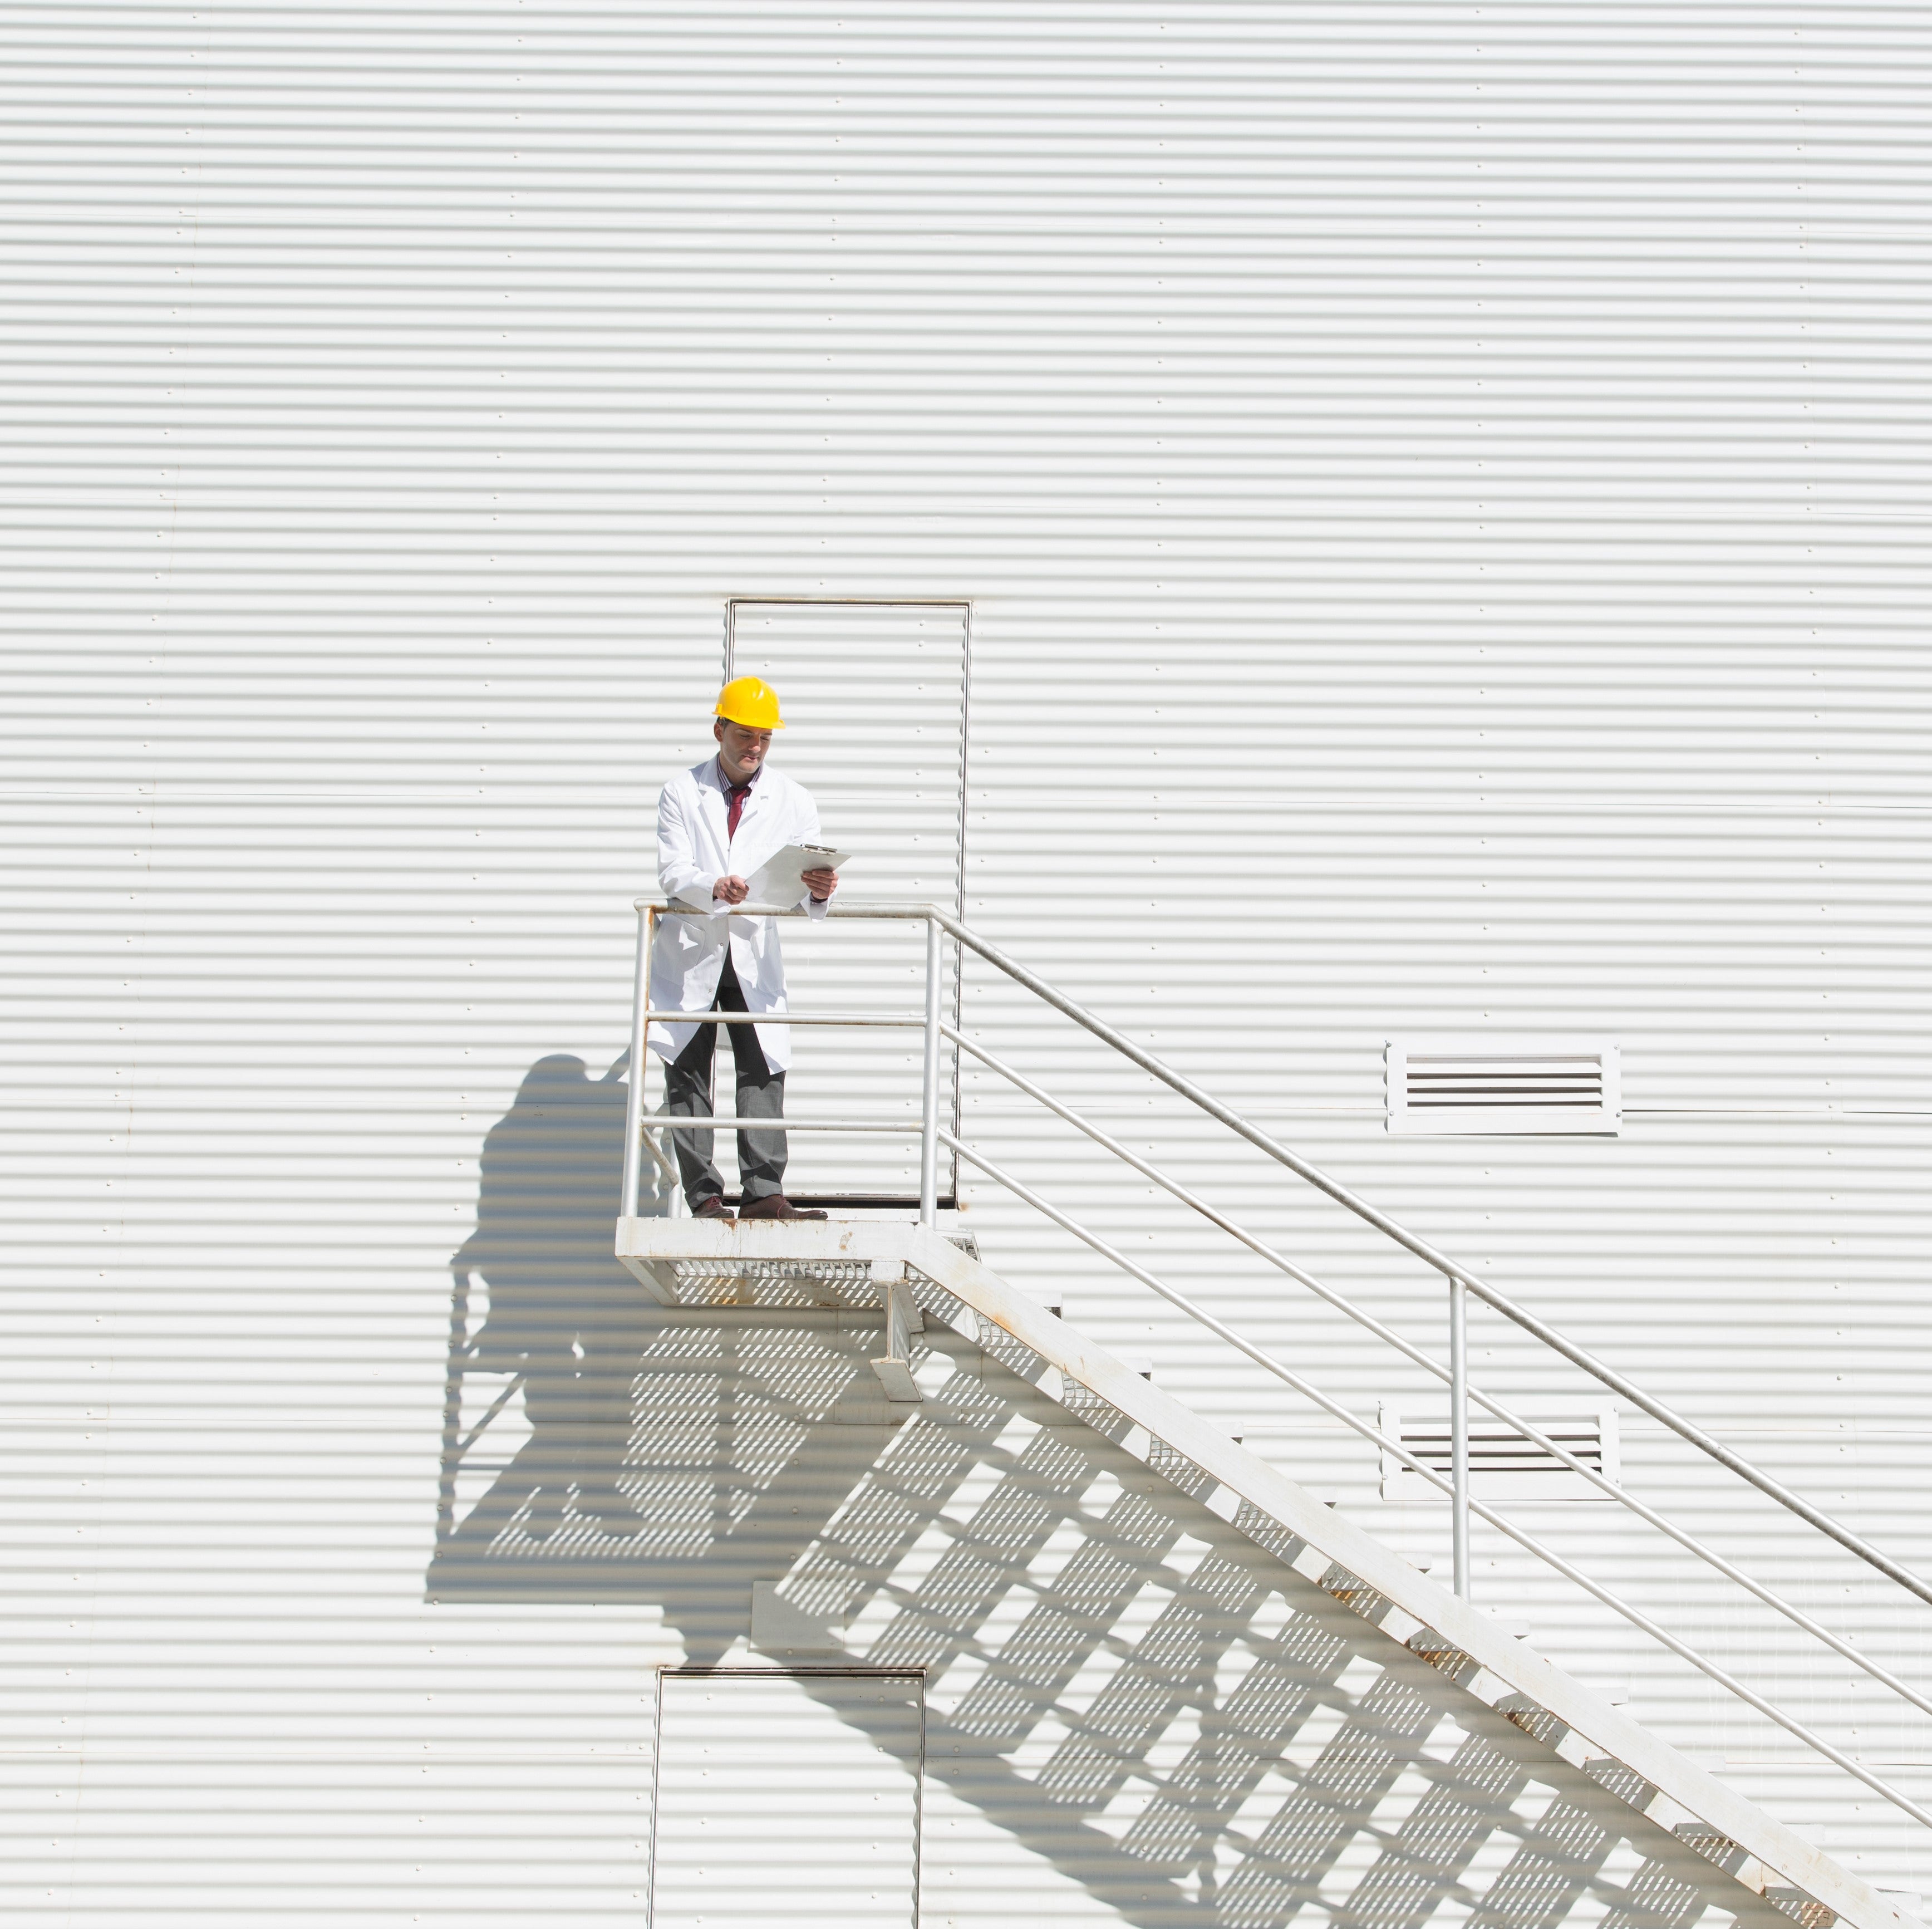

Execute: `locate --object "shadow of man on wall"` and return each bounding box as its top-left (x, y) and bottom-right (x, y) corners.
top-left (434, 1052), bottom-right (665, 1557)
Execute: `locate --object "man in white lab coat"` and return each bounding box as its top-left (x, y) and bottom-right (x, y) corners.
top-left (650, 676), bottom-right (840, 1221)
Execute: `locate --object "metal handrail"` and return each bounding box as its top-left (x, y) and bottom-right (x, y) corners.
top-left (936, 1126), bottom-right (1932, 1833)
top-left (640, 1010), bottom-right (926, 1027)
top-left (917, 901), bottom-right (1932, 1613)
top-left (642, 1116), bottom-right (922, 1133)
top-left (622, 894), bottom-right (1932, 1822)
top-left (942, 1019), bottom-right (1932, 1725)
top-left (623, 900), bottom-right (953, 1229)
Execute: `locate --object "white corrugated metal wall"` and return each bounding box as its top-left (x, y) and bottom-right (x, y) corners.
top-left (3, 1), bottom-right (1928, 1919)
top-left (651, 1670), bottom-right (923, 1925)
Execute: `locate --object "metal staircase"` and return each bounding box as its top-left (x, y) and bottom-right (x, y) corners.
top-left (616, 897), bottom-right (1932, 1929)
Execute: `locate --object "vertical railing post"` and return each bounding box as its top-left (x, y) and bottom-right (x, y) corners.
top-left (621, 904), bottom-right (651, 1221)
top-left (1451, 1274), bottom-right (1471, 1600)
top-left (919, 912), bottom-right (942, 1226)
top-left (656, 909), bottom-right (685, 1218)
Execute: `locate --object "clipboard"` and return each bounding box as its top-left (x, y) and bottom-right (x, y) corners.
top-left (744, 841), bottom-right (852, 906)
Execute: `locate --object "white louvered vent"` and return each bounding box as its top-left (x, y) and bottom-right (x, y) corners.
top-left (1379, 1405), bottom-right (1620, 1501)
top-left (1386, 1040), bottom-right (1621, 1135)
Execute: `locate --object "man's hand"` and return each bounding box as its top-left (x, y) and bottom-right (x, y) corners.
top-left (802, 867), bottom-right (839, 903)
top-left (713, 874), bottom-right (750, 905)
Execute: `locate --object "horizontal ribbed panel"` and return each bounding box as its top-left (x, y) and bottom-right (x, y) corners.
top-left (652, 1670), bottom-right (921, 1926)
top-left (3, 1), bottom-right (1928, 1917)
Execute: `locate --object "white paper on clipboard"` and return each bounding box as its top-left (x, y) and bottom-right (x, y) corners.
top-left (745, 841), bottom-right (852, 906)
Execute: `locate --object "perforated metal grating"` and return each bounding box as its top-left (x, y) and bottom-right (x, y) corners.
top-left (667, 1257), bottom-right (878, 1308)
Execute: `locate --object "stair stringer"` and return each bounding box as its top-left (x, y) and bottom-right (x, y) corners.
top-left (613, 1214), bottom-right (1919, 1929)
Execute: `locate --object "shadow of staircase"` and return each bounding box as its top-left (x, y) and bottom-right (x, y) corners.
top-left (430, 1126), bottom-right (1795, 1929)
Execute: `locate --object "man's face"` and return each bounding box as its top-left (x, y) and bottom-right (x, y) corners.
top-left (714, 718), bottom-right (773, 782)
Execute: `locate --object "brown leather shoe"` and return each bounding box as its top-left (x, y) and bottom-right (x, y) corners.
top-left (691, 1196), bottom-right (735, 1222)
top-left (738, 1194), bottom-right (828, 1222)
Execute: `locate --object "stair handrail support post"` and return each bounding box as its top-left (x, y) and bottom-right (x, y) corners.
top-left (622, 903), bottom-right (652, 1221)
top-left (919, 911), bottom-right (942, 1226)
top-left (1451, 1274), bottom-right (1471, 1601)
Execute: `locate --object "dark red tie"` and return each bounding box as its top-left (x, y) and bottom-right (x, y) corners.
top-left (725, 782), bottom-right (751, 838)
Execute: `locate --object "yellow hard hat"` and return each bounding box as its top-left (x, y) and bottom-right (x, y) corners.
top-left (714, 675), bottom-right (786, 731)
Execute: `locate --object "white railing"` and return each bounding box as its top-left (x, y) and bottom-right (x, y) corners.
top-left (622, 896), bottom-right (1932, 1832)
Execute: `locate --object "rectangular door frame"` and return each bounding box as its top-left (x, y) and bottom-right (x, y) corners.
top-left (724, 598), bottom-right (971, 1207)
top-left (648, 1663), bottom-right (927, 1929)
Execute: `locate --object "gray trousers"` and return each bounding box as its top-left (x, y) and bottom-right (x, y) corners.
top-left (665, 952), bottom-right (788, 1207)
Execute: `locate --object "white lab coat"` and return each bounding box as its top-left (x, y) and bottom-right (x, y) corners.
top-left (648, 757), bottom-right (829, 1070)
